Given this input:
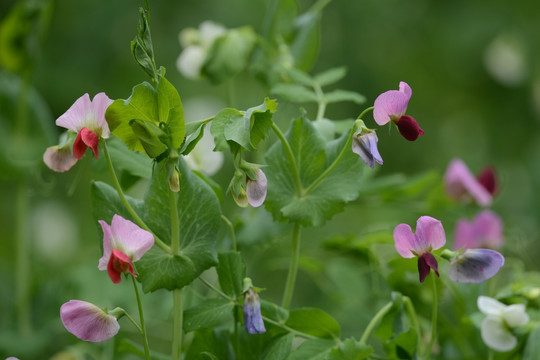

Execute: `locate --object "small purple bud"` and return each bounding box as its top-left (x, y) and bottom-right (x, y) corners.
top-left (352, 131), bottom-right (383, 168)
top-left (418, 252), bottom-right (439, 283)
top-left (448, 249), bottom-right (505, 283)
top-left (246, 168), bottom-right (267, 208)
top-left (243, 288), bottom-right (266, 334)
top-left (395, 115), bottom-right (424, 141)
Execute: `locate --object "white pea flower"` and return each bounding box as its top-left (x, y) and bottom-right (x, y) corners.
top-left (477, 296), bottom-right (529, 352)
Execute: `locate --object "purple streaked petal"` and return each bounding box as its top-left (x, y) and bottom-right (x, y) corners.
top-left (352, 132), bottom-right (383, 168)
top-left (246, 168), bottom-right (267, 208)
top-left (373, 82), bottom-right (412, 126)
top-left (448, 249), bottom-right (505, 283)
top-left (444, 159), bottom-right (492, 206)
top-left (60, 300), bottom-right (120, 342)
top-left (243, 288), bottom-right (266, 334)
top-left (43, 145), bottom-right (78, 172)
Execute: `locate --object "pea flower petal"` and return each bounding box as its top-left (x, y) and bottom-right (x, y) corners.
top-left (373, 82), bottom-right (412, 126)
top-left (395, 115), bottom-right (424, 141)
top-left (98, 214), bottom-right (154, 283)
top-left (454, 210), bottom-right (503, 250)
top-left (246, 168), bottom-right (267, 208)
top-left (43, 145), bottom-right (78, 172)
top-left (60, 300), bottom-right (120, 342)
top-left (352, 131), bottom-right (383, 168)
top-left (444, 159), bottom-right (493, 206)
top-left (243, 287), bottom-right (266, 334)
top-left (448, 249), bottom-right (504, 283)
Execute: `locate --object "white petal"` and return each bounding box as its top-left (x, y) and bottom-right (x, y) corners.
top-left (481, 316), bottom-right (517, 352)
top-left (478, 296), bottom-right (506, 315)
top-left (503, 304), bottom-right (529, 328)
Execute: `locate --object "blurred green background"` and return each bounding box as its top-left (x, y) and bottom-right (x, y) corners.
top-left (1, 0), bottom-right (540, 358)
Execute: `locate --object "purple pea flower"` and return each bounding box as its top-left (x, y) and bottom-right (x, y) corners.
top-left (98, 215), bottom-right (154, 284)
top-left (55, 93), bottom-right (113, 160)
top-left (444, 159), bottom-right (497, 207)
top-left (454, 210), bottom-right (503, 250)
top-left (242, 278), bottom-right (266, 334)
top-left (447, 249), bottom-right (505, 283)
top-left (246, 168), bottom-right (268, 208)
top-left (351, 120), bottom-right (383, 168)
top-left (373, 82), bottom-right (424, 141)
top-left (394, 216), bottom-right (446, 282)
top-left (60, 300), bottom-right (120, 342)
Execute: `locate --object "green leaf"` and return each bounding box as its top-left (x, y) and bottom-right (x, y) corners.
top-left (210, 108), bottom-right (243, 152)
top-left (217, 251), bottom-right (246, 298)
top-left (314, 67), bottom-right (347, 87)
top-left (286, 339), bottom-right (335, 360)
top-left (261, 334), bottom-right (294, 360)
top-left (131, 7), bottom-right (157, 79)
top-left (290, 11), bottom-right (321, 71)
top-left (326, 338), bottom-right (373, 360)
top-left (270, 83), bottom-right (318, 103)
top-left (261, 300), bottom-right (289, 323)
top-left (182, 121), bottom-right (207, 155)
top-left (157, 75), bottom-right (185, 149)
top-left (265, 116), bottom-right (365, 226)
top-left (107, 136), bottom-right (152, 179)
top-left (323, 90), bottom-right (366, 105)
top-left (129, 118), bottom-right (168, 158)
top-left (203, 26), bottom-right (257, 84)
top-left (285, 308), bottom-right (341, 340)
top-left (136, 159), bottom-right (221, 292)
top-left (186, 329), bottom-right (233, 360)
top-left (523, 325), bottom-right (540, 360)
top-left (283, 67), bottom-right (314, 87)
top-left (183, 298), bottom-right (235, 332)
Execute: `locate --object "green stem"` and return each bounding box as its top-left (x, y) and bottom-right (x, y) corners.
top-left (221, 215), bottom-right (237, 251)
top-left (122, 311), bottom-right (143, 334)
top-left (103, 142), bottom-right (170, 252)
top-left (15, 183), bottom-right (31, 337)
top-left (172, 289), bottom-right (184, 360)
top-left (262, 316), bottom-right (319, 340)
top-left (359, 301), bottom-right (393, 344)
top-left (424, 275), bottom-right (439, 360)
top-left (199, 277), bottom-right (231, 300)
top-left (131, 276), bottom-right (151, 360)
top-left (313, 84), bottom-right (327, 121)
top-left (403, 296), bottom-right (422, 356)
top-left (281, 223), bottom-right (301, 309)
top-left (304, 127), bottom-right (353, 195)
top-left (271, 123), bottom-right (303, 196)
top-left (169, 188), bottom-right (180, 254)
top-left (357, 106), bottom-right (374, 120)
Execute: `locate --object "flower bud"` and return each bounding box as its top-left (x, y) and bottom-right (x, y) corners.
top-left (246, 168), bottom-right (267, 207)
top-left (43, 145), bottom-right (78, 172)
top-left (242, 279), bottom-right (266, 335)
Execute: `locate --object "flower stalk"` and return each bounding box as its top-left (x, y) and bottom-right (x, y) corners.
top-left (281, 223), bottom-right (301, 310)
top-left (132, 276), bottom-right (151, 360)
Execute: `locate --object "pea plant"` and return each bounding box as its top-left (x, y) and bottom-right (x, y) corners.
top-left (3, 0), bottom-right (539, 359)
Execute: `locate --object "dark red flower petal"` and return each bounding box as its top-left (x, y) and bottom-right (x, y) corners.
top-left (477, 166), bottom-right (498, 195)
top-left (73, 131), bottom-right (88, 160)
top-left (80, 127), bottom-right (100, 159)
top-left (107, 249), bottom-right (136, 284)
top-left (418, 252), bottom-right (439, 283)
top-left (396, 115), bottom-right (424, 141)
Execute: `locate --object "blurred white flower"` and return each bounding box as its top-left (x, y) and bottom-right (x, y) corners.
top-left (477, 296), bottom-right (529, 352)
top-left (176, 21), bottom-right (226, 80)
top-left (484, 33), bottom-right (527, 87)
top-left (184, 126), bottom-right (223, 175)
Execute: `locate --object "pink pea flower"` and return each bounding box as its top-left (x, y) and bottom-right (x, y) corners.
top-left (60, 300), bottom-right (120, 342)
top-left (56, 93), bottom-right (113, 160)
top-left (444, 159), bottom-right (497, 206)
top-left (43, 145), bottom-right (78, 172)
top-left (448, 249), bottom-right (505, 283)
top-left (454, 210), bottom-right (503, 250)
top-left (394, 216), bottom-right (446, 282)
top-left (98, 215), bottom-right (154, 284)
top-left (246, 168), bottom-right (267, 208)
top-left (373, 82), bottom-right (424, 141)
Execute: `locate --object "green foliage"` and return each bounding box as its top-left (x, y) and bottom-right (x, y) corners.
top-left (211, 98), bottom-right (277, 152)
top-left (203, 26), bottom-right (257, 84)
top-left (327, 338), bottom-right (373, 360)
top-left (271, 83), bottom-right (318, 103)
top-left (287, 339), bottom-right (335, 360)
top-left (265, 115), bottom-right (365, 226)
top-left (186, 329), bottom-right (233, 359)
top-left (217, 251), bottom-right (246, 298)
top-left (260, 334), bottom-right (294, 360)
top-left (313, 67), bottom-right (347, 87)
top-left (286, 308), bottom-right (341, 340)
top-left (183, 298), bottom-right (235, 332)
top-left (105, 74), bottom-right (185, 158)
top-left (131, 7), bottom-right (158, 80)
top-left (523, 325), bottom-right (540, 360)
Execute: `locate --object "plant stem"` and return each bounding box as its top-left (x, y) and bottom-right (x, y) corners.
top-left (262, 316), bottom-right (319, 340)
top-left (15, 183), bottom-right (31, 337)
top-left (359, 301), bottom-right (393, 344)
top-left (131, 276), bottom-right (151, 359)
top-left (122, 310), bottom-right (143, 334)
top-left (169, 188), bottom-right (180, 254)
top-left (403, 296), bottom-right (422, 356)
top-left (304, 127), bottom-right (353, 196)
top-left (172, 289), bottom-right (184, 360)
top-left (103, 141), bottom-right (170, 252)
top-left (313, 84), bottom-right (327, 121)
top-left (221, 215), bottom-right (237, 251)
top-left (271, 123), bottom-right (303, 196)
top-left (357, 106), bottom-right (374, 120)
top-left (281, 223), bottom-right (301, 309)
top-left (424, 275), bottom-right (439, 360)
top-left (199, 277), bottom-right (231, 300)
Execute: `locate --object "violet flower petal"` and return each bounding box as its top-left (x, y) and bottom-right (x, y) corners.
top-left (243, 288), bottom-right (266, 334)
top-left (352, 132), bottom-right (383, 168)
top-left (444, 159), bottom-right (492, 206)
top-left (373, 81), bottom-right (412, 126)
top-left (448, 249), bottom-right (505, 283)
top-left (60, 300), bottom-right (120, 342)
top-left (393, 223), bottom-right (416, 258)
